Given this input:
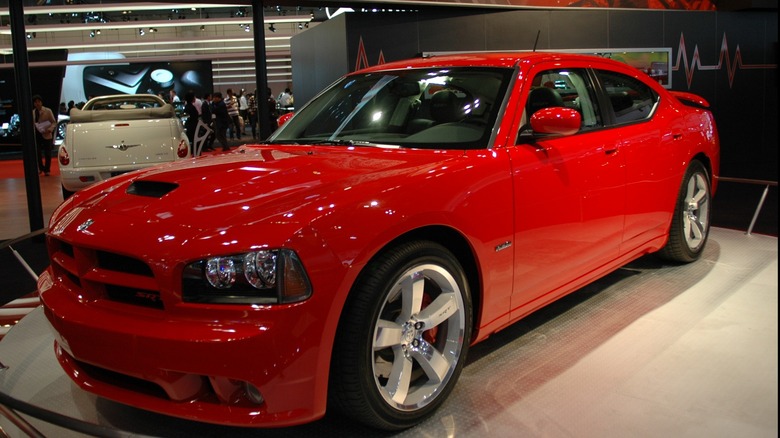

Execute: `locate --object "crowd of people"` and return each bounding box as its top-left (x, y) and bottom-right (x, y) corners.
top-left (179, 87), bottom-right (285, 154)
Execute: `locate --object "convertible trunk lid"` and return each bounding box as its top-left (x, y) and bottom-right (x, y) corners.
top-left (67, 119), bottom-right (180, 168)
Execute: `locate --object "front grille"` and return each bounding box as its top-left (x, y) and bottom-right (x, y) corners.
top-left (48, 236), bottom-right (163, 309)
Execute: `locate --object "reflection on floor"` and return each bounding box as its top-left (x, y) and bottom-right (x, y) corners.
top-left (0, 228), bottom-right (776, 437)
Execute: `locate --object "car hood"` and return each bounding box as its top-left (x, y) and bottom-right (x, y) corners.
top-left (59, 145), bottom-right (463, 234)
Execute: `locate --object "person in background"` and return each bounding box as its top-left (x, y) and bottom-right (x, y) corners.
top-left (247, 91), bottom-right (258, 140)
top-left (31, 94), bottom-right (57, 176)
top-left (200, 92), bottom-right (214, 151)
top-left (169, 89), bottom-right (180, 103)
top-left (211, 92), bottom-right (231, 151)
top-left (238, 89), bottom-right (249, 137)
top-left (67, 100), bottom-right (75, 115)
top-left (278, 87), bottom-right (293, 108)
top-left (225, 88), bottom-right (241, 140)
top-left (266, 87), bottom-right (279, 134)
top-left (183, 91), bottom-right (199, 152)
top-left (58, 102), bottom-right (68, 115)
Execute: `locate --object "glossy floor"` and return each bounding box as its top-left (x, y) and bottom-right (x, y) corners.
top-left (0, 227), bottom-right (776, 437)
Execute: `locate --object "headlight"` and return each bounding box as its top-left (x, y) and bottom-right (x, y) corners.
top-left (182, 249), bottom-right (312, 304)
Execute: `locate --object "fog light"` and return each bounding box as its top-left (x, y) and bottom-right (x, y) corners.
top-left (245, 383), bottom-right (265, 404)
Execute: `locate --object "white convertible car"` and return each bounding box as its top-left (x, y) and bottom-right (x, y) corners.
top-left (58, 94), bottom-right (190, 198)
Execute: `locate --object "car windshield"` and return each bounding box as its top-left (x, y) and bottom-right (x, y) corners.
top-left (270, 67), bottom-right (513, 149)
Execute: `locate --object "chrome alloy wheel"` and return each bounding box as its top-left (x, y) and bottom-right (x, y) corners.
top-left (371, 264), bottom-right (466, 411)
top-left (682, 171), bottom-right (710, 251)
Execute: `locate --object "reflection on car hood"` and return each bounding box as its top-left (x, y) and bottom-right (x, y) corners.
top-left (63, 144), bottom-right (461, 233)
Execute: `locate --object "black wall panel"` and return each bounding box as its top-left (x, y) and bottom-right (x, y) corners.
top-left (291, 15), bottom-right (349, 107)
top-left (549, 10), bottom-right (610, 49)
top-left (484, 10), bottom-right (552, 50)
top-left (609, 10), bottom-right (665, 47)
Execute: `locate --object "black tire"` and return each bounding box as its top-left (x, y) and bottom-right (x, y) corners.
top-left (56, 120), bottom-right (68, 143)
top-left (61, 185), bottom-right (75, 200)
top-left (658, 160), bottom-right (711, 262)
top-left (329, 241), bottom-right (472, 431)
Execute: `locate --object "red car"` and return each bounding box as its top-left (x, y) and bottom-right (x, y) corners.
top-left (39, 52), bottom-right (719, 431)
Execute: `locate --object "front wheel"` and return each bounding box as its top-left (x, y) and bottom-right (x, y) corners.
top-left (658, 160), bottom-right (712, 262)
top-left (329, 241), bottom-right (472, 430)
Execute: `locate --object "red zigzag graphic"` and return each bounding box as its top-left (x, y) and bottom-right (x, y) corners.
top-left (354, 36), bottom-right (386, 71)
top-left (674, 32), bottom-right (777, 89)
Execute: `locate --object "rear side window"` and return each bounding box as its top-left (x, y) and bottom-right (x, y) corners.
top-left (595, 70), bottom-right (658, 125)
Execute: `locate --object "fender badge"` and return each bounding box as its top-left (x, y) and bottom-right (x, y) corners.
top-left (495, 241), bottom-right (512, 252)
top-left (77, 218), bottom-right (94, 233)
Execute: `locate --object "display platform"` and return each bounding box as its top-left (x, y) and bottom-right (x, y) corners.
top-left (0, 227), bottom-right (777, 437)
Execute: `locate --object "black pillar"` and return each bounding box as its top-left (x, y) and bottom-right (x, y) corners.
top-left (9, 2), bottom-right (45, 234)
top-left (252, 0), bottom-right (273, 140)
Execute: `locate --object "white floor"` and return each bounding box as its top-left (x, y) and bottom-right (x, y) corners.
top-left (0, 227), bottom-right (777, 437)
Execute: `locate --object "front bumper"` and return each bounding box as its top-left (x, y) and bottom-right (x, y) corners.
top-left (38, 268), bottom-right (328, 427)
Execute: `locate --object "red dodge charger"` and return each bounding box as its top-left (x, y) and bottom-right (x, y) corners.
top-left (39, 52), bottom-right (719, 431)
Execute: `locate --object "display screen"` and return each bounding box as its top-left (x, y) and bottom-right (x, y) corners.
top-left (82, 61), bottom-right (213, 101)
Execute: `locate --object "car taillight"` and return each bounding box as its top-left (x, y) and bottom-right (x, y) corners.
top-left (177, 139), bottom-right (189, 158)
top-left (58, 147), bottom-right (70, 166)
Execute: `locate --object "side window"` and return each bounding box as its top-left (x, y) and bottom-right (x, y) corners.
top-left (519, 68), bottom-right (602, 143)
top-left (595, 70), bottom-right (659, 125)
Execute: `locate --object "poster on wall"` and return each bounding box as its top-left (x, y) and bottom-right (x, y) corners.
top-left (60, 53), bottom-right (213, 105)
top-left (558, 48), bottom-right (672, 88)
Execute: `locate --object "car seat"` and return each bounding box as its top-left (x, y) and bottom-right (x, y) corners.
top-left (526, 87), bottom-right (563, 117)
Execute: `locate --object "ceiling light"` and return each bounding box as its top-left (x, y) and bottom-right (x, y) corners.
top-left (0, 16), bottom-right (313, 35)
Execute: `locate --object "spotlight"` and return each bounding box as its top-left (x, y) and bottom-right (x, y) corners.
top-left (26, 33), bottom-right (33, 40)
top-left (244, 24), bottom-right (251, 32)
top-left (149, 27), bottom-right (157, 32)
top-left (268, 24), bottom-right (276, 32)
top-left (89, 30), bottom-right (95, 37)
top-left (139, 28), bottom-right (145, 35)
top-left (96, 29), bottom-right (101, 35)
top-left (298, 23), bottom-right (303, 30)
top-left (200, 25), bottom-right (205, 31)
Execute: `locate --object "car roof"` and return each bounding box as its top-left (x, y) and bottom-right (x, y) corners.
top-left (354, 51), bottom-right (634, 74)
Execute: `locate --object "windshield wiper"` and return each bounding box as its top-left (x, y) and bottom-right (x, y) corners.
top-left (292, 139), bottom-right (355, 146)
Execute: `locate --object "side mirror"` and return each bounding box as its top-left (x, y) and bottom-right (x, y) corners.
top-left (277, 112), bottom-right (294, 127)
top-left (530, 107), bottom-right (581, 136)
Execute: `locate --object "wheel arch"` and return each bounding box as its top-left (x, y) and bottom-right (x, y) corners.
top-left (344, 225), bottom-right (483, 343)
top-left (691, 152), bottom-right (716, 193)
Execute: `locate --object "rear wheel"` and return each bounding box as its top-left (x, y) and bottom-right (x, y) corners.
top-left (658, 160), bottom-right (711, 262)
top-left (330, 241), bottom-right (472, 430)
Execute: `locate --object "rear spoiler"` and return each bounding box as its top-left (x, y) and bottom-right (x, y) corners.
top-left (669, 91), bottom-right (710, 110)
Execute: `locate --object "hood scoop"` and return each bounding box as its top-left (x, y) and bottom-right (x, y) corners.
top-left (126, 180), bottom-right (179, 198)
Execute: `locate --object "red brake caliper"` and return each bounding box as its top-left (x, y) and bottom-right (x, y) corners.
top-left (421, 293), bottom-right (439, 344)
